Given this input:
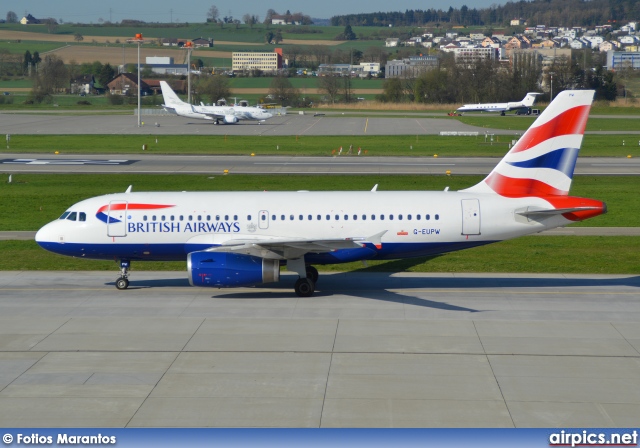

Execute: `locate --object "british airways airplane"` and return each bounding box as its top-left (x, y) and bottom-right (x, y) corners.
top-left (456, 92), bottom-right (541, 115)
top-left (36, 90), bottom-right (605, 297)
top-left (160, 81), bottom-right (273, 124)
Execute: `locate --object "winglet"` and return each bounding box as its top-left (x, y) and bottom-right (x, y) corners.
top-left (371, 184), bottom-right (378, 192)
top-left (125, 185), bottom-right (132, 194)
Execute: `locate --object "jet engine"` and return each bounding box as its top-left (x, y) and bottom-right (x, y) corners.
top-left (223, 115), bottom-right (239, 124)
top-left (187, 251), bottom-right (280, 287)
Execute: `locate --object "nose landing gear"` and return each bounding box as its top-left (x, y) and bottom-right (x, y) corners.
top-left (115, 260), bottom-right (130, 290)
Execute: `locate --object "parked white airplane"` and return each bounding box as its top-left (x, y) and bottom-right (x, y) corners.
top-left (456, 92), bottom-right (541, 115)
top-left (160, 81), bottom-right (273, 124)
top-left (36, 90), bottom-right (605, 297)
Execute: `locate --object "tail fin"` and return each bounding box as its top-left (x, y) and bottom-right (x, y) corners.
top-left (522, 92), bottom-right (541, 107)
top-left (160, 81), bottom-right (185, 107)
top-left (463, 90), bottom-right (594, 197)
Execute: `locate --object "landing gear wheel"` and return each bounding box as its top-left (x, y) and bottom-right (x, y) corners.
top-left (306, 266), bottom-right (319, 283)
top-left (294, 278), bottom-right (315, 297)
top-left (116, 277), bottom-right (129, 290)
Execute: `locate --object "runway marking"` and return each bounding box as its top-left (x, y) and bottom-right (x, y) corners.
top-left (0, 158), bottom-right (138, 166)
top-left (364, 118), bottom-right (369, 133)
top-left (255, 162), bottom-right (455, 166)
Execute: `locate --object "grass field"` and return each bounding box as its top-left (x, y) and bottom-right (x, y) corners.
top-left (3, 236), bottom-right (638, 274)
top-left (1, 173), bottom-right (635, 231)
top-left (3, 133), bottom-right (640, 158)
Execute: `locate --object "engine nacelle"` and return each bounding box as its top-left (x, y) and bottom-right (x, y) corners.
top-left (187, 251), bottom-right (279, 287)
top-left (223, 115), bottom-right (239, 124)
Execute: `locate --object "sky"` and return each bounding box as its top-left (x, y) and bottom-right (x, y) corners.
top-left (10, 0), bottom-right (510, 23)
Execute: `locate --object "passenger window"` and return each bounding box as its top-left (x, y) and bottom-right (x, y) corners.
top-left (188, 215), bottom-right (193, 221)
top-left (299, 215), bottom-right (303, 220)
top-left (416, 214), bottom-right (421, 220)
top-left (59, 212), bottom-right (70, 220)
top-left (362, 214), bottom-right (366, 220)
top-left (408, 214), bottom-right (412, 220)
top-left (67, 212), bottom-right (77, 221)
top-left (172, 216), bottom-right (176, 221)
top-left (371, 215), bottom-right (376, 221)
top-left (261, 215), bottom-right (266, 221)
top-left (281, 215), bottom-right (285, 221)
top-left (247, 215), bottom-right (252, 220)
top-left (426, 214), bottom-right (430, 220)
top-left (335, 214), bottom-right (339, 220)
top-left (344, 215), bottom-right (348, 220)
top-left (435, 214), bottom-right (440, 220)
top-left (272, 215), bottom-right (276, 221)
top-left (326, 214), bottom-right (330, 220)
top-left (143, 215), bottom-right (148, 221)
top-left (308, 215), bottom-right (312, 220)
top-left (161, 215), bottom-right (166, 221)
top-left (234, 215), bottom-right (238, 220)
top-left (180, 215), bottom-right (184, 221)
top-left (398, 214), bottom-right (403, 220)
top-left (290, 215), bottom-right (294, 221)
top-left (317, 215), bottom-right (322, 220)
top-left (206, 215), bottom-right (210, 221)
top-left (79, 212), bottom-right (86, 222)
top-left (216, 215), bottom-right (220, 221)
top-left (353, 215), bottom-right (357, 220)
top-left (380, 215), bottom-right (385, 220)
top-left (389, 214), bottom-right (394, 220)
top-left (224, 215), bottom-right (229, 221)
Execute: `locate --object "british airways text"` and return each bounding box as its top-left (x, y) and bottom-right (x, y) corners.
top-left (127, 221), bottom-right (241, 233)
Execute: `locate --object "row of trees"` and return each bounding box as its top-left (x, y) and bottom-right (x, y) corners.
top-left (331, 0), bottom-right (640, 28)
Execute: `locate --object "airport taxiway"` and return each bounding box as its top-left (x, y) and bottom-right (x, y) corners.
top-left (0, 271), bottom-right (639, 427)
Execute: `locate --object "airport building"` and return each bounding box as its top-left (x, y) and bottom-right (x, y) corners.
top-left (606, 50), bottom-right (640, 71)
top-left (232, 49), bottom-right (283, 73)
top-left (385, 55), bottom-right (438, 78)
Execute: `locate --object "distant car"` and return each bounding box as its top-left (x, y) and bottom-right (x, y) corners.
top-left (3, 92), bottom-right (10, 95)
top-left (79, 93), bottom-right (86, 97)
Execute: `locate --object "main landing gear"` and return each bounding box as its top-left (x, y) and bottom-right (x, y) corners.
top-left (289, 259), bottom-right (319, 297)
top-left (115, 260), bottom-right (130, 290)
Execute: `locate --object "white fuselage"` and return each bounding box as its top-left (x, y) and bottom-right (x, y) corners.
top-left (36, 190), bottom-right (570, 264)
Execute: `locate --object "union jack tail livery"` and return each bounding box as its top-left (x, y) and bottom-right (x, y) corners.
top-left (464, 90), bottom-right (593, 198)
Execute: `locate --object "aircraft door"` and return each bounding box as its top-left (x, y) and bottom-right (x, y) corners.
top-left (461, 199), bottom-right (481, 235)
top-left (258, 210), bottom-right (269, 230)
top-left (107, 200), bottom-right (128, 237)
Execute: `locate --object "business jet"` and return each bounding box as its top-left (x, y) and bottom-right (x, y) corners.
top-left (160, 81), bottom-right (273, 124)
top-left (456, 92), bottom-right (541, 116)
top-left (36, 90), bottom-right (605, 297)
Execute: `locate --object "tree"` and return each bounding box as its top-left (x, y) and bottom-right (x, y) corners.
top-left (6, 11), bottom-right (18, 23)
top-left (31, 54), bottom-right (68, 102)
top-left (268, 74), bottom-right (299, 107)
top-left (274, 30), bottom-right (283, 44)
top-left (74, 33), bottom-right (84, 42)
top-left (207, 5), bottom-right (219, 22)
top-left (98, 63), bottom-right (115, 87)
top-left (318, 74), bottom-right (341, 104)
top-left (265, 31), bottom-right (275, 44)
top-left (23, 50), bottom-right (33, 74)
top-left (264, 9), bottom-right (277, 25)
top-left (196, 75), bottom-right (231, 105)
top-left (343, 24), bottom-right (356, 41)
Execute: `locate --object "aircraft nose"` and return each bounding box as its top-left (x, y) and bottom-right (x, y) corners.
top-left (35, 222), bottom-right (57, 246)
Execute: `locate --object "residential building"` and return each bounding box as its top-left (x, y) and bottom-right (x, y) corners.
top-left (70, 75), bottom-right (95, 95)
top-left (20, 14), bottom-right (40, 25)
top-left (385, 38), bottom-right (400, 47)
top-left (453, 46), bottom-right (500, 65)
top-left (107, 73), bottom-right (153, 96)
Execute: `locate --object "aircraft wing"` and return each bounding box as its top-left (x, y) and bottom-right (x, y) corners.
top-left (191, 106), bottom-right (225, 119)
top-left (202, 232), bottom-right (386, 260)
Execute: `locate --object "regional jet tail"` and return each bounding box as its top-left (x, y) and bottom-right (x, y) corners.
top-left (36, 90), bottom-right (605, 297)
top-left (456, 92), bottom-right (541, 116)
top-left (159, 81), bottom-right (273, 124)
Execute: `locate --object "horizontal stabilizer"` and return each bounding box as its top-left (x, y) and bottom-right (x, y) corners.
top-left (516, 206), bottom-right (602, 217)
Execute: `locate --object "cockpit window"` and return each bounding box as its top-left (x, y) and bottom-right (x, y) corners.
top-left (59, 212), bottom-right (70, 220)
top-left (79, 212), bottom-right (86, 222)
top-left (67, 212), bottom-right (77, 221)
